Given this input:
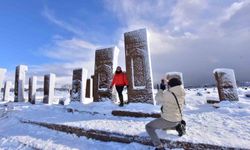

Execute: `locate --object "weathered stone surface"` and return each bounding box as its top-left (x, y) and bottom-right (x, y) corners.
top-left (28, 76), bottom-right (37, 104)
top-left (166, 72), bottom-right (184, 87)
top-left (93, 47), bottom-right (119, 101)
top-left (214, 69), bottom-right (239, 101)
top-left (43, 73), bottom-right (56, 104)
top-left (3, 81), bottom-right (11, 101)
top-left (124, 28), bottom-right (154, 104)
top-left (85, 78), bottom-right (93, 98)
top-left (0, 68), bottom-right (7, 92)
top-left (14, 65), bottom-right (28, 102)
top-left (71, 68), bottom-right (88, 103)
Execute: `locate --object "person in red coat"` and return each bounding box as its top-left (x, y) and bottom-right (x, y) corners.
top-left (110, 66), bottom-right (128, 106)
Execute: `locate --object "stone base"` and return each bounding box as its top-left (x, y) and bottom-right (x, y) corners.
top-left (112, 110), bottom-right (160, 118)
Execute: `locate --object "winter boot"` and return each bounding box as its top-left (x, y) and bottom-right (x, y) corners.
top-left (155, 146), bottom-right (165, 150)
top-left (118, 94), bottom-right (124, 107)
top-left (175, 123), bottom-right (186, 136)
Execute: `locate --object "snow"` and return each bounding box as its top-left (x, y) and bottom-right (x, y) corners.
top-left (0, 88), bottom-right (250, 149)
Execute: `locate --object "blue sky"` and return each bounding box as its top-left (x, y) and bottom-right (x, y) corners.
top-left (0, 1), bottom-right (120, 67)
top-left (0, 0), bottom-right (250, 86)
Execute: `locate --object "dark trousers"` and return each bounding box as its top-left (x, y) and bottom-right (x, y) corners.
top-left (115, 86), bottom-right (124, 104)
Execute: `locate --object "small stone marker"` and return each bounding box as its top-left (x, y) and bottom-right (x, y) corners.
top-left (71, 68), bottom-right (88, 103)
top-left (14, 65), bottom-right (28, 102)
top-left (3, 81), bottom-right (11, 101)
top-left (213, 68), bottom-right (239, 101)
top-left (28, 76), bottom-right (37, 104)
top-left (0, 68), bottom-right (7, 92)
top-left (43, 73), bottom-right (56, 104)
top-left (85, 78), bottom-right (93, 98)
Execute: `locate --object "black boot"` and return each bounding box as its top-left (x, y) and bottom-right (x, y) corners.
top-left (175, 123), bottom-right (186, 136)
top-left (118, 94), bottom-right (124, 107)
top-left (155, 147), bottom-right (165, 150)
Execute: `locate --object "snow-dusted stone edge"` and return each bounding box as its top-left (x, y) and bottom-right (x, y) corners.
top-left (21, 120), bottom-right (247, 150)
top-left (65, 108), bottom-right (160, 118)
top-left (111, 110), bottom-right (160, 118)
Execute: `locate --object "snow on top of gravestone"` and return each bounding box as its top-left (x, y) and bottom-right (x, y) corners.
top-left (17, 65), bottom-right (28, 70)
top-left (213, 68), bottom-right (234, 74)
top-left (124, 28), bottom-right (147, 36)
top-left (213, 68), bottom-right (236, 84)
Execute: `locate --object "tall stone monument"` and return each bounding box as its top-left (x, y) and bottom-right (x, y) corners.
top-left (85, 78), bottom-right (93, 98)
top-left (0, 68), bottom-right (7, 92)
top-left (43, 73), bottom-right (56, 104)
top-left (14, 65), bottom-right (28, 102)
top-left (166, 72), bottom-right (184, 87)
top-left (71, 68), bottom-right (88, 103)
top-left (93, 47), bottom-right (119, 101)
top-left (213, 68), bottom-right (239, 101)
top-left (124, 28), bottom-right (154, 104)
top-left (28, 76), bottom-right (37, 104)
top-left (3, 81), bottom-right (11, 101)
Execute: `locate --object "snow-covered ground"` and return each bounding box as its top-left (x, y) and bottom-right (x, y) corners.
top-left (0, 88), bottom-right (250, 150)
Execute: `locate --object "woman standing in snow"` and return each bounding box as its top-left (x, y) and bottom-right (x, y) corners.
top-left (146, 78), bottom-right (186, 150)
top-left (110, 66), bottom-right (128, 107)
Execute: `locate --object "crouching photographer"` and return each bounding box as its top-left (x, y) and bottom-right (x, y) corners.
top-left (145, 78), bottom-right (186, 150)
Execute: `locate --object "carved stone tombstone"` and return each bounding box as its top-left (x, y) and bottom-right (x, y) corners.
top-left (214, 68), bottom-right (239, 101)
top-left (166, 72), bottom-right (184, 87)
top-left (93, 47), bottom-right (119, 101)
top-left (91, 75), bottom-right (95, 100)
top-left (3, 81), bottom-right (11, 101)
top-left (43, 73), bottom-right (56, 104)
top-left (71, 68), bottom-right (88, 103)
top-left (28, 76), bottom-right (37, 104)
top-left (124, 28), bottom-right (154, 104)
top-left (85, 78), bottom-right (93, 98)
top-left (0, 68), bottom-right (7, 92)
top-left (14, 65), bottom-right (28, 102)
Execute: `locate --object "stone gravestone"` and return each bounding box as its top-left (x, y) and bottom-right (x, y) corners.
top-left (71, 68), bottom-right (88, 103)
top-left (93, 47), bottom-right (119, 101)
top-left (85, 78), bottom-right (93, 98)
top-left (28, 76), bottom-right (37, 104)
top-left (166, 72), bottom-right (184, 87)
top-left (3, 81), bottom-right (11, 101)
top-left (213, 68), bottom-right (239, 101)
top-left (91, 75), bottom-right (95, 100)
top-left (14, 65), bottom-right (28, 102)
top-left (43, 73), bottom-right (56, 104)
top-left (124, 28), bottom-right (154, 104)
top-left (0, 68), bottom-right (7, 92)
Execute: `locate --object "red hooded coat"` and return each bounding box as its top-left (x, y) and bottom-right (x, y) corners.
top-left (111, 72), bottom-right (128, 87)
